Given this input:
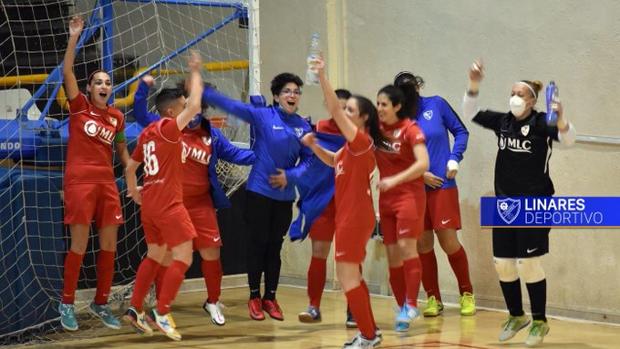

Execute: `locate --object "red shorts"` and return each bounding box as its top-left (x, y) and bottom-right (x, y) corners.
top-left (380, 195), bottom-right (425, 245)
top-left (424, 187), bottom-right (462, 231)
top-left (308, 199), bottom-right (336, 242)
top-left (334, 224), bottom-right (373, 264)
top-left (141, 204), bottom-right (197, 248)
top-left (63, 182), bottom-right (123, 228)
top-left (184, 195), bottom-right (221, 250)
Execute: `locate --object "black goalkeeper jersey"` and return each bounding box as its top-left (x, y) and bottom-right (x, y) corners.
top-left (473, 109), bottom-right (559, 197)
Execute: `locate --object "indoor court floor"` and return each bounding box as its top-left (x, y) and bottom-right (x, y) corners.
top-left (34, 286), bottom-right (619, 349)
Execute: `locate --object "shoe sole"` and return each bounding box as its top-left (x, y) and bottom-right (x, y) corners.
top-left (298, 313), bottom-right (321, 323)
top-left (87, 306), bottom-right (121, 330)
top-left (460, 310), bottom-right (476, 316)
top-left (525, 326), bottom-right (550, 347)
top-left (423, 309), bottom-right (444, 317)
top-left (60, 322), bottom-right (79, 332)
top-left (122, 314), bottom-right (153, 336)
top-left (147, 314), bottom-right (181, 341)
top-left (266, 313), bottom-right (284, 321)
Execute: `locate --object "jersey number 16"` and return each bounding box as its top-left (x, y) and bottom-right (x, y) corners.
top-left (143, 141), bottom-right (160, 176)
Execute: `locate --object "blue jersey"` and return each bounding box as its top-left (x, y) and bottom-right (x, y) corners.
top-left (202, 87), bottom-right (313, 201)
top-left (289, 121), bottom-right (345, 241)
top-left (132, 81), bottom-right (255, 208)
top-left (415, 96), bottom-right (469, 190)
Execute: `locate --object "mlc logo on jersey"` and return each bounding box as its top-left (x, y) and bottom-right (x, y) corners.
top-left (497, 198), bottom-right (521, 224)
top-left (84, 120), bottom-right (99, 137)
top-left (499, 135), bottom-right (532, 153)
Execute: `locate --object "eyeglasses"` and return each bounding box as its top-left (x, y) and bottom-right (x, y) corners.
top-left (280, 88), bottom-right (302, 96)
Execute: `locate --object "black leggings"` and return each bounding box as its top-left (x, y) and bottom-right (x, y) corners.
top-left (245, 191), bottom-right (293, 300)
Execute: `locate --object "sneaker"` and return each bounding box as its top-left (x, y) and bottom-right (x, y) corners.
top-left (499, 315), bottom-right (530, 342)
top-left (345, 309), bottom-right (357, 328)
top-left (460, 292), bottom-right (476, 316)
top-left (248, 297), bottom-right (265, 321)
top-left (88, 302), bottom-right (121, 330)
top-left (262, 299), bottom-right (284, 321)
top-left (395, 303), bottom-right (420, 332)
top-left (423, 296), bottom-right (444, 317)
top-left (58, 303), bottom-right (79, 331)
top-left (525, 320), bottom-right (550, 347)
top-left (298, 306), bottom-right (321, 323)
top-left (343, 332), bottom-right (381, 348)
top-left (149, 309), bottom-right (181, 341)
top-left (123, 306), bottom-right (153, 336)
top-left (203, 300), bottom-right (226, 326)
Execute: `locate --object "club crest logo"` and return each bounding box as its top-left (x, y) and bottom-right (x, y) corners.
top-left (521, 125), bottom-right (530, 137)
top-left (423, 110), bottom-right (433, 120)
top-left (108, 117), bottom-right (118, 127)
top-left (393, 129), bottom-right (402, 138)
top-left (202, 136), bottom-right (212, 146)
top-left (295, 127), bottom-right (304, 137)
top-left (497, 198), bottom-right (521, 224)
top-left (84, 120), bottom-right (99, 137)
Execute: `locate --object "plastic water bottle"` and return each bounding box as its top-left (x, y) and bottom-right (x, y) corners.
top-left (545, 81), bottom-right (559, 126)
top-left (305, 33), bottom-right (320, 85)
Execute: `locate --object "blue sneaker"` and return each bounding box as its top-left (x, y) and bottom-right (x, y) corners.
top-left (58, 303), bottom-right (78, 331)
top-left (395, 303), bottom-right (420, 332)
top-left (88, 302), bottom-right (121, 329)
top-left (298, 306), bottom-right (321, 323)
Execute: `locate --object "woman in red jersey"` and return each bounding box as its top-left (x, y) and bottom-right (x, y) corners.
top-left (301, 56), bottom-right (382, 349)
top-left (58, 16), bottom-right (129, 332)
top-left (374, 85), bottom-right (429, 332)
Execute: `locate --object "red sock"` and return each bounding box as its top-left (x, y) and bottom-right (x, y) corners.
top-left (389, 266), bottom-right (406, 307)
top-left (130, 257), bottom-right (160, 312)
top-left (94, 250), bottom-right (115, 305)
top-left (360, 279), bottom-right (376, 330)
top-left (62, 251), bottom-right (85, 304)
top-left (307, 257), bottom-right (327, 308)
top-left (403, 257), bottom-right (422, 307)
top-left (448, 246), bottom-right (473, 294)
top-left (419, 250), bottom-right (441, 301)
top-left (345, 285), bottom-right (376, 340)
top-left (155, 265), bottom-right (168, 301)
top-left (157, 260), bottom-right (189, 315)
top-left (201, 259), bottom-right (223, 304)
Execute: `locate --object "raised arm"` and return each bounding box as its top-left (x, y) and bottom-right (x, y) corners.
top-left (301, 133), bottom-right (336, 167)
top-left (462, 59), bottom-right (484, 120)
top-left (176, 51), bottom-right (204, 131)
top-left (133, 76), bottom-right (161, 127)
top-left (63, 16), bottom-right (84, 101)
top-left (314, 57), bottom-right (358, 143)
top-left (202, 87), bottom-right (256, 124)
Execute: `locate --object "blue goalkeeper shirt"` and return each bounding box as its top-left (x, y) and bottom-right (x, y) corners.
top-left (415, 96), bottom-right (469, 190)
top-left (202, 87), bottom-right (313, 202)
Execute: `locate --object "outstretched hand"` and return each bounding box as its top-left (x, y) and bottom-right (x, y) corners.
top-left (188, 50), bottom-right (203, 71)
top-left (468, 59), bottom-right (484, 82)
top-left (68, 16), bottom-right (84, 38)
top-left (142, 75), bottom-right (155, 87)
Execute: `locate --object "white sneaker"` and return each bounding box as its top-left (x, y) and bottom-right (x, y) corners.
top-left (149, 309), bottom-right (181, 341)
top-left (123, 306), bottom-right (153, 336)
top-left (343, 332), bottom-right (381, 348)
top-left (203, 300), bottom-right (226, 326)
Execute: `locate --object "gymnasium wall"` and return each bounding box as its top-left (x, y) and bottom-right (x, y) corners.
top-left (262, 0), bottom-right (620, 323)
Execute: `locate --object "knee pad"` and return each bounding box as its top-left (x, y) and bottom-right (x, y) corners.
top-left (517, 257), bottom-right (546, 283)
top-left (493, 257), bottom-right (518, 282)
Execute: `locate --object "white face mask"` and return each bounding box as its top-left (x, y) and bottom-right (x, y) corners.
top-left (509, 95), bottom-right (527, 117)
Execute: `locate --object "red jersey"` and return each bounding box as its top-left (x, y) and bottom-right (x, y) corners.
top-left (375, 119), bottom-right (426, 199)
top-left (64, 93), bottom-right (124, 184)
top-left (316, 119), bottom-right (341, 135)
top-left (131, 118), bottom-right (183, 216)
top-left (334, 130), bottom-right (376, 230)
top-left (181, 127), bottom-right (212, 198)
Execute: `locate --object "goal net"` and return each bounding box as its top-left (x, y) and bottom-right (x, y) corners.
top-left (0, 0), bottom-right (255, 344)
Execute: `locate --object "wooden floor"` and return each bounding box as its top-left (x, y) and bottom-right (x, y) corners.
top-left (35, 286), bottom-right (619, 349)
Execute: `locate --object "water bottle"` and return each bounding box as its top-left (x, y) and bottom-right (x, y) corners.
top-left (545, 81), bottom-right (559, 126)
top-left (305, 33), bottom-right (320, 85)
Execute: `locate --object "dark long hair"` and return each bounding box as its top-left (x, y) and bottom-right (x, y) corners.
top-left (393, 71), bottom-right (423, 118)
top-left (352, 95), bottom-right (389, 150)
top-left (378, 85), bottom-right (409, 119)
